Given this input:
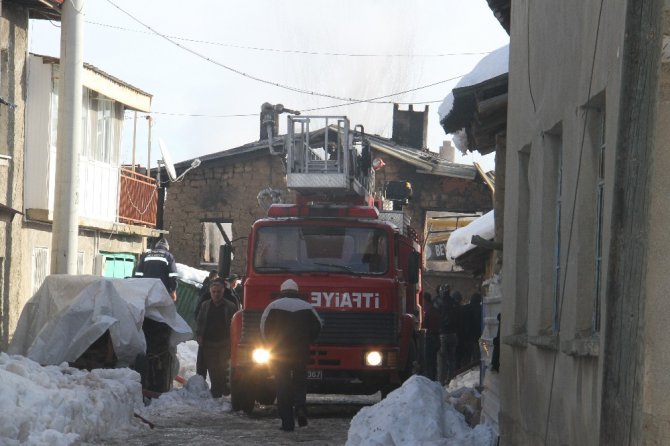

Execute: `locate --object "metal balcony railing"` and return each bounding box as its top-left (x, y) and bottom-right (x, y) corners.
top-left (118, 168), bottom-right (158, 227)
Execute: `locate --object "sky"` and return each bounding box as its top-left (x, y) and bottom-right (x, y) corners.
top-left (28, 0), bottom-right (509, 171)
top-left (0, 340), bottom-right (495, 445)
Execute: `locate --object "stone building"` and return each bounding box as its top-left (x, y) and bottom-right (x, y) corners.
top-left (163, 105), bottom-right (492, 299)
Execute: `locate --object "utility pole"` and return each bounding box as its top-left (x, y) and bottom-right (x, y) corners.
top-left (51, 0), bottom-right (85, 274)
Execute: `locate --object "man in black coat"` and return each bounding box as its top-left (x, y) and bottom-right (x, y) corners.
top-left (260, 279), bottom-right (322, 432)
top-left (134, 238), bottom-right (179, 301)
top-left (195, 277), bottom-right (237, 397)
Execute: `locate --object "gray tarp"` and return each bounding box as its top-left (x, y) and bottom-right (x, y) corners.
top-left (8, 275), bottom-right (193, 367)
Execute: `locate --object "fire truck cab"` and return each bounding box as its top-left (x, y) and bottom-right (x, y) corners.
top-left (229, 114), bottom-right (423, 413)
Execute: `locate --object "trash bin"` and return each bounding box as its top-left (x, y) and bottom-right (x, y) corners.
top-left (175, 279), bottom-right (201, 332)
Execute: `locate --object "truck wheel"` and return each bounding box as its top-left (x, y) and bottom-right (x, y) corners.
top-left (230, 371), bottom-right (255, 414)
top-left (400, 338), bottom-right (418, 382)
top-left (256, 386), bottom-right (276, 405)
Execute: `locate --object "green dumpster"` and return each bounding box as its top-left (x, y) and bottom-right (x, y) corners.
top-left (175, 279), bottom-right (201, 332)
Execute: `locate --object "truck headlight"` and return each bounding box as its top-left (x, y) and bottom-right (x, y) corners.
top-left (252, 348), bottom-right (271, 364)
top-left (365, 351), bottom-right (383, 366)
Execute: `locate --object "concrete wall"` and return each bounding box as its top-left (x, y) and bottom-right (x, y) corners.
top-left (0, 4), bottom-right (29, 348)
top-left (500, 1), bottom-right (626, 444)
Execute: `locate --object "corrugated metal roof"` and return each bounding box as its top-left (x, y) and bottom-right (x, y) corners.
top-left (8, 0), bottom-right (62, 20)
top-left (174, 128), bottom-right (478, 180)
top-left (0, 202), bottom-right (23, 219)
top-left (33, 54), bottom-right (153, 99)
top-left (486, 0), bottom-right (511, 34)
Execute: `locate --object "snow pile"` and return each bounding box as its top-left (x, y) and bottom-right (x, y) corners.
top-left (140, 375), bottom-right (228, 418)
top-left (346, 374), bottom-right (496, 446)
top-left (176, 339), bottom-right (199, 380)
top-left (0, 353), bottom-right (142, 446)
top-left (176, 263), bottom-right (208, 287)
top-left (446, 210), bottom-right (495, 260)
top-left (438, 44), bottom-right (509, 121)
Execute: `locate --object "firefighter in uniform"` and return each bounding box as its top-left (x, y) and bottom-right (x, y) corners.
top-left (134, 238), bottom-right (179, 301)
top-left (261, 279), bottom-right (322, 432)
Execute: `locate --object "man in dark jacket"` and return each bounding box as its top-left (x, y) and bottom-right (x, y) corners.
top-left (260, 279), bottom-right (322, 432)
top-left (134, 238), bottom-right (179, 301)
top-left (439, 288), bottom-right (461, 384)
top-left (195, 277), bottom-right (237, 397)
top-left (422, 292), bottom-right (441, 381)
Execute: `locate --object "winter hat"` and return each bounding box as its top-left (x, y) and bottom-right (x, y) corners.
top-left (280, 279), bottom-right (299, 293)
top-left (155, 238), bottom-right (169, 250)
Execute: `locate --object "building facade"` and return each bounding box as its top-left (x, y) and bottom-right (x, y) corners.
top-left (499, 0), bottom-right (670, 444)
top-left (162, 106), bottom-right (492, 296)
top-left (0, 8), bottom-right (159, 349)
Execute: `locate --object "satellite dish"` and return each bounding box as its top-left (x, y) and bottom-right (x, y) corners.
top-left (158, 138), bottom-right (177, 181)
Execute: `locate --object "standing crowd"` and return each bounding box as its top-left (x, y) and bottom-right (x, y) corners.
top-left (422, 284), bottom-right (483, 384)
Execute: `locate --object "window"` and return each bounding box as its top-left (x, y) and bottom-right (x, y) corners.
top-left (552, 141), bottom-right (563, 332)
top-left (77, 251), bottom-right (85, 275)
top-left (32, 247), bottom-right (49, 295)
top-left (574, 95), bottom-right (606, 336)
top-left (51, 80), bottom-right (123, 165)
top-left (539, 125), bottom-right (563, 334)
top-left (253, 225), bottom-right (389, 275)
top-left (423, 212), bottom-right (481, 273)
top-left (593, 111), bottom-right (606, 332)
top-left (201, 221), bottom-right (232, 265)
top-left (515, 146), bottom-right (531, 333)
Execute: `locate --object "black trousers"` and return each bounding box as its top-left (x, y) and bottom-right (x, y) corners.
top-left (274, 357), bottom-right (308, 430)
top-left (424, 333), bottom-right (441, 381)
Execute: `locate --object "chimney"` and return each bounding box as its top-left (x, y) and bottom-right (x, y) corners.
top-left (391, 103), bottom-right (429, 149)
top-left (440, 140), bottom-right (456, 163)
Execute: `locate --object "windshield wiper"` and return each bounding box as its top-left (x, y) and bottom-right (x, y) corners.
top-left (256, 266), bottom-right (292, 271)
top-left (312, 262), bottom-right (359, 275)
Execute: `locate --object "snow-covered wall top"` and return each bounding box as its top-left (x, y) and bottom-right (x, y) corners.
top-left (437, 45), bottom-right (509, 122)
top-left (446, 210), bottom-right (495, 260)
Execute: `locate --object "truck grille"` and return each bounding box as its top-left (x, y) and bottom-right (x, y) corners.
top-left (240, 310), bottom-right (397, 345)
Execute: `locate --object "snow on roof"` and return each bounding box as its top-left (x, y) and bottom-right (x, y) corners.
top-left (446, 210), bottom-right (495, 260)
top-left (438, 45), bottom-right (509, 121)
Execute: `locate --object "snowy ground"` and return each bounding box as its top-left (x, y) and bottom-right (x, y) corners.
top-left (0, 340), bottom-right (497, 445)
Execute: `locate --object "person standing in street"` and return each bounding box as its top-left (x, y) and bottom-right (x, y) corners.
top-left (422, 292), bottom-right (441, 381)
top-left (134, 238), bottom-right (179, 301)
top-left (195, 277), bottom-right (237, 397)
top-left (260, 279), bottom-right (322, 432)
top-left (224, 274), bottom-right (242, 310)
top-left (194, 270), bottom-right (219, 319)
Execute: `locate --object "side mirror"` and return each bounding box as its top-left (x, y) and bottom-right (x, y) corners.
top-left (407, 251), bottom-right (420, 285)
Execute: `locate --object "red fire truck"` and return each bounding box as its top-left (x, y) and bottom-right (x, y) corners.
top-left (228, 113), bottom-right (423, 413)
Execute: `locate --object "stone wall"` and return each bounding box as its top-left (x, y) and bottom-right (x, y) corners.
top-left (164, 146), bottom-right (492, 296)
top-left (163, 151), bottom-right (287, 277)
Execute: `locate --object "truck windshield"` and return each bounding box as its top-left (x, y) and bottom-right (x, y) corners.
top-left (253, 225), bottom-right (389, 275)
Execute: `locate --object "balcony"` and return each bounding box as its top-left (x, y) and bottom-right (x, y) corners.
top-left (118, 168), bottom-right (157, 227)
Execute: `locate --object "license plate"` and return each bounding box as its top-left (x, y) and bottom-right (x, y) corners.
top-left (307, 370), bottom-right (322, 380)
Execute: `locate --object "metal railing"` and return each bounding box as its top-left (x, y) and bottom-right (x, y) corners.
top-left (118, 168), bottom-right (158, 227)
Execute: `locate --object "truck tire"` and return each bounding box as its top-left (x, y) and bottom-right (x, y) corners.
top-left (230, 370), bottom-right (255, 414)
top-left (256, 386), bottom-right (276, 405)
top-left (400, 337), bottom-right (418, 382)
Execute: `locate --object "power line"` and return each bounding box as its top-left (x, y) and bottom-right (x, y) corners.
top-left (104, 0), bottom-right (463, 103)
top-left (128, 75), bottom-right (462, 118)
top-left (84, 19), bottom-right (494, 58)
